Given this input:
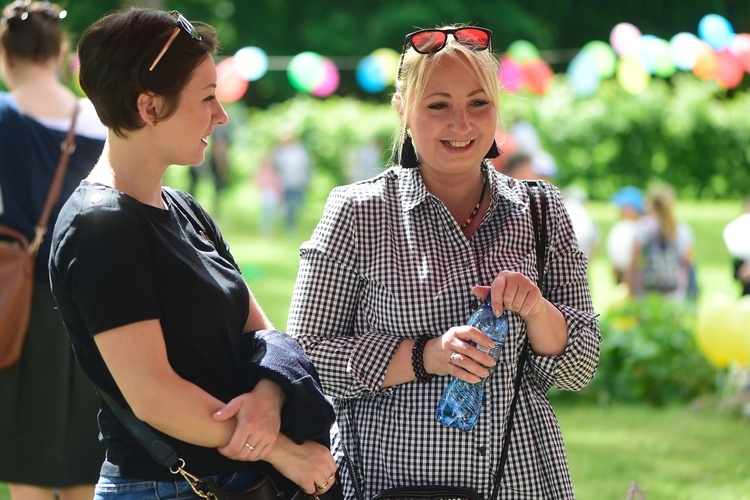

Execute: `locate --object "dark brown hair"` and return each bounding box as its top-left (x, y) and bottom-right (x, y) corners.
top-left (0, 0), bottom-right (66, 63)
top-left (77, 8), bottom-right (219, 137)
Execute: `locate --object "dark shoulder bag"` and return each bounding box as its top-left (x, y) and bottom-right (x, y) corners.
top-left (365, 181), bottom-right (549, 500)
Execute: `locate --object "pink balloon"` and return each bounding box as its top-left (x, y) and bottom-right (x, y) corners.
top-left (311, 58), bottom-right (339, 98)
top-left (216, 57), bottom-right (249, 103)
top-left (610, 23), bottom-right (642, 57)
top-left (499, 55), bottom-right (524, 93)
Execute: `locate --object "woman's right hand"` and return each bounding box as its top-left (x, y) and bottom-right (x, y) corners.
top-left (423, 325), bottom-right (496, 383)
top-left (265, 436), bottom-right (337, 495)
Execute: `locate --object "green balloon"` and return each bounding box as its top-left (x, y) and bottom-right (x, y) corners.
top-left (582, 40), bottom-right (617, 79)
top-left (288, 51), bottom-right (325, 93)
top-left (506, 40), bottom-right (540, 63)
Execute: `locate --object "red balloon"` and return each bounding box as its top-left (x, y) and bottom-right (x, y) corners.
top-left (716, 49), bottom-right (745, 89)
top-left (522, 59), bottom-right (554, 95)
top-left (216, 57), bottom-right (249, 103)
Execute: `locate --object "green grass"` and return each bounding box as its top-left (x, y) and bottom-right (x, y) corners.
top-left (2, 172), bottom-right (746, 499)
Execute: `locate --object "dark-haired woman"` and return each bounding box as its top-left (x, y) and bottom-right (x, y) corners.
top-left (49, 8), bottom-right (338, 499)
top-left (0, 2), bottom-right (106, 499)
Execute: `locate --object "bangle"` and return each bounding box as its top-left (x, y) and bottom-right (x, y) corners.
top-left (411, 336), bottom-right (434, 384)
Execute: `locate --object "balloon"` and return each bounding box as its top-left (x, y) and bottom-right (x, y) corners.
top-left (233, 46), bottom-right (268, 81)
top-left (715, 49), bottom-right (745, 89)
top-left (506, 40), bottom-right (540, 63)
top-left (610, 23), bottom-right (642, 57)
top-left (567, 50), bottom-right (600, 97)
top-left (692, 45), bottom-right (718, 80)
top-left (356, 55), bottom-right (388, 93)
top-left (215, 57), bottom-right (248, 103)
top-left (669, 32), bottom-right (703, 71)
top-left (637, 35), bottom-right (675, 77)
top-left (698, 13), bottom-right (735, 51)
top-left (499, 55), bottom-right (524, 92)
top-left (729, 33), bottom-right (750, 73)
top-left (287, 51), bottom-right (325, 93)
top-left (522, 58), bottom-right (554, 94)
top-left (582, 40), bottom-right (617, 78)
top-left (695, 295), bottom-right (750, 368)
top-left (723, 213), bottom-right (750, 260)
top-left (311, 57), bottom-right (339, 98)
top-left (371, 48), bottom-right (400, 86)
top-left (617, 55), bottom-right (650, 94)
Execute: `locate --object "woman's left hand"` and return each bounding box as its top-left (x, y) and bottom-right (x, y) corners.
top-left (474, 270), bottom-right (545, 319)
top-left (213, 379), bottom-right (284, 461)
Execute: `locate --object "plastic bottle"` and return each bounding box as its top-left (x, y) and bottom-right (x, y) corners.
top-left (434, 297), bottom-right (508, 432)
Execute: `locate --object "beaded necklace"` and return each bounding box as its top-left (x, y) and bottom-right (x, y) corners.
top-left (459, 167), bottom-right (488, 230)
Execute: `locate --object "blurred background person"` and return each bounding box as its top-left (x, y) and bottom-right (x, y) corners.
top-left (723, 196), bottom-right (750, 296)
top-left (606, 186), bottom-right (644, 285)
top-left (627, 182), bottom-right (695, 300)
top-left (267, 130), bottom-right (311, 232)
top-left (188, 123), bottom-right (231, 218)
top-left (562, 185), bottom-right (600, 262)
top-left (255, 155), bottom-right (283, 235)
top-left (0, 1), bottom-right (106, 499)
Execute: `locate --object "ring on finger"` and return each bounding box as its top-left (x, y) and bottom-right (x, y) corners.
top-left (449, 352), bottom-right (458, 364)
top-left (244, 442), bottom-right (254, 451)
top-left (316, 479), bottom-right (329, 490)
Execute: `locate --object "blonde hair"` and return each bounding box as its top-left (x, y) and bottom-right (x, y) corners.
top-left (390, 25), bottom-right (501, 164)
top-left (647, 182), bottom-right (677, 240)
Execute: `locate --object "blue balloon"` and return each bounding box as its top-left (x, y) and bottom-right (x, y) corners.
top-left (698, 14), bottom-right (735, 51)
top-left (356, 55), bottom-right (388, 93)
top-left (567, 50), bottom-right (600, 97)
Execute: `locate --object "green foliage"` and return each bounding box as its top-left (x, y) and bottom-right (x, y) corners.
top-left (502, 74), bottom-right (750, 199)
top-left (582, 294), bottom-right (717, 406)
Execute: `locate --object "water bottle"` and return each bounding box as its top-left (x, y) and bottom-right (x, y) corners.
top-left (434, 297), bottom-right (508, 432)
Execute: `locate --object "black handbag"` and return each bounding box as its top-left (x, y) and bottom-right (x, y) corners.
top-left (348, 181), bottom-right (548, 500)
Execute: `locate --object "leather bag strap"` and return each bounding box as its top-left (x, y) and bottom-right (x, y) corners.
top-left (29, 103), bottom-right (79, 256)
top-left (490, 180), bottom-right (548, 500)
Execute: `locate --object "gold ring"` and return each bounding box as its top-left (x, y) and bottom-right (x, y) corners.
top-left (328, 474), bottom-right (335, 481)
top-left (316, 480), bottom-right (329, 490)
top-left (244, 443), bottom-right (254, 450)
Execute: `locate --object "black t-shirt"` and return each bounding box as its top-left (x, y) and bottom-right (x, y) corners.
top-left (49, 181), bottom-right (262, 480)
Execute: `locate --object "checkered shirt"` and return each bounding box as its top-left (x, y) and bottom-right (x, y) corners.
top-left (288, 163), bottom-right (601, 499)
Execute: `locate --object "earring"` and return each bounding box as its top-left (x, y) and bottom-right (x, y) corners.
top-left (394, 133), bottom-right (420, 169)
top-left (484, 139), bottom-right (500, 159)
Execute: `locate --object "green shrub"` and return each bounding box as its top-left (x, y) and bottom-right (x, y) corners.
top-left (569, 294), bottom-right (717, 406)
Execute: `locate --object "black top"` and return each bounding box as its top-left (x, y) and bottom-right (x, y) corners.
top-left (49, 181), bottom-right (260, 480)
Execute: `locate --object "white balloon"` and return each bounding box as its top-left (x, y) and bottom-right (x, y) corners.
top-left (723, 213), bottom-right (750, 260)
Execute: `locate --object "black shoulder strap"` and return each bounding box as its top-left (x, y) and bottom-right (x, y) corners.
top-left (491, 180), bottom-right (548, 500)
top-left (98, 389), bottom-right (181, 469)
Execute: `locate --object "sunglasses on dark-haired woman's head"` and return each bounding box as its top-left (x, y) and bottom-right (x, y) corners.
top-left (397, 27), bottom-right (492, 78)
top-left (148, 10), bottom-right (201, 72)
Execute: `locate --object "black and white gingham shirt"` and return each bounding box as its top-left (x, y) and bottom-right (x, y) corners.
top-left (288, 163), bottom-right (601, 499)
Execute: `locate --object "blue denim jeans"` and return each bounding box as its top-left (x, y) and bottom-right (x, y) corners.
top-left (94, 469), bottom-right (264, 499)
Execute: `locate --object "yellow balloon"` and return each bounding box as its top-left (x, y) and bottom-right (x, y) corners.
top-left (695, 295), bottom-right (750, 368)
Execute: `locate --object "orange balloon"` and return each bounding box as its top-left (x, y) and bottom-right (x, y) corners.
top-left (692, 45), bottom-right (718, 79)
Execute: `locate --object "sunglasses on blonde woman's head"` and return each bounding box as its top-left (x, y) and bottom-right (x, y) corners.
top-left (397, 27), bottom-right (492, 79)
top-left (148, 10), bottom-right (201, 72)
top-left (404, 27), bottom-right (492, 54)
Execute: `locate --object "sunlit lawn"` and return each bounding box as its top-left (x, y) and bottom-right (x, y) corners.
top-left (2, 172), bottom-right (747, 499)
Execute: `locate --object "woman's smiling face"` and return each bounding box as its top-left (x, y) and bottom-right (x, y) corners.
top-left (408, 54), bottom-right (498, 177)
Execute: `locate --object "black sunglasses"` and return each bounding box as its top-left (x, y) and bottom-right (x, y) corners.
top-left (397, 27), bottom-right (492, 79)
top-left (148, 10), bottom-right (202, 72)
